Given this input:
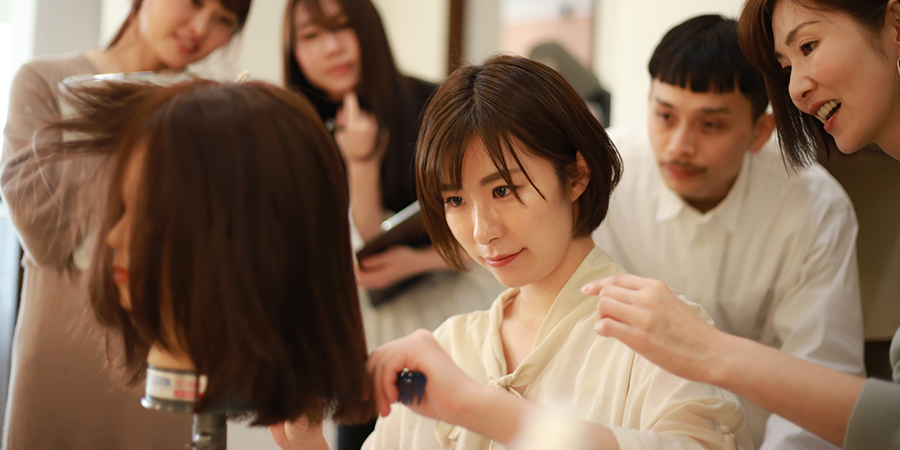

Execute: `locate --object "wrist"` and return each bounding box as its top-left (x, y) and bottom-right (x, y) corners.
top-left (298, 425), bottom-right (329, 450)
top-left (704, 332), bottom-right (746, 389)
top-left (414, 246), bottom-right (448, 272)
top-left (454, 382), bottom-right (495, 431)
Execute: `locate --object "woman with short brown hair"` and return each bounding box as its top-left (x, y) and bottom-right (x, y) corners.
top-left (273, 55), bottom-right (755, 450)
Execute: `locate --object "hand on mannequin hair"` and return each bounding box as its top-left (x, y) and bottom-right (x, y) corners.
top-left (269, 415), bottom-right (328, 450)
top-left (582, 274), bottom-right (728, 383)
top-left (355, 245), bottom-right (448, 290)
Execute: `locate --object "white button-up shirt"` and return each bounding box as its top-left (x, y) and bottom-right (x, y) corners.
top-left (594, 128), bottom-right (866, 450)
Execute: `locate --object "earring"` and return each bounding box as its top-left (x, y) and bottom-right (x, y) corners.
top-left (897, 56), bottom-right (900, 77)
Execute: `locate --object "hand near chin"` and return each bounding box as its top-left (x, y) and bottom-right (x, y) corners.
top-left (582, 274), bottom-right (727, 383)
top-left (335, 91), bottom-right (386, 164)
top-left (367, 329), bottom-right (484, 425)
top-left (356, 245), bottom-right (426, 289)
top-left (269, 415), bottom-right (328, 450)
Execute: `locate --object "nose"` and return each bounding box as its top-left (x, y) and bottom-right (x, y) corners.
top-left (666, 124), bottom-right (696, 158)
top-left (322, 31), bottom-right (343, 54)
top-left (472, 202), bottom-right (503, 246)
top-left (188, 11), bottom-right (212, 39)
top-left (107, 217), bottom-right (123, 251)
top-left (788, 67), bottom-right (815, 110)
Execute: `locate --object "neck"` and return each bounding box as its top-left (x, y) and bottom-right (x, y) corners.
top-left (98, 25), bottom-right (167, 73)
top-left (877, 89), bottom-right (900, 160)
top-left (147, 343), bottom-right (194, 371)
top-left (514, 237), bottom-right (594, 319)
top-left (685, 196), bottom-right (725, 213)
top-left (683, 174), bottom-right (738, 214)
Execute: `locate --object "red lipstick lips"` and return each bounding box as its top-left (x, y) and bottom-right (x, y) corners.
top-left (113, 265), bottom-right (129, 284)
top-left (485, 250), bottom-right (523, 268)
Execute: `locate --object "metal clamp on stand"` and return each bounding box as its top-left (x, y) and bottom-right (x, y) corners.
top-left (142, 365), bottom-right (227, 449)
top-left (191, 413), bottom-right (227, 450)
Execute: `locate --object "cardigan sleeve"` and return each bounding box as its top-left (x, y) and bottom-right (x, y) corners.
top-left (1, 61), bottom-right (101, 267)
top-left (843, 378), bottom-right (900, 450)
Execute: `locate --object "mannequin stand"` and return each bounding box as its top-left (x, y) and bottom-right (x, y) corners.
top-left (142, 365), bottom-right (227, 449)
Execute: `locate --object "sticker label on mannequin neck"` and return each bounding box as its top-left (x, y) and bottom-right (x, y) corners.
top-left (146, 366), bottom-right (208, 402)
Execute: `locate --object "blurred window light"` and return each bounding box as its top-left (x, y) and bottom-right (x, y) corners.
top-left (499, 0), bottom-right (594, 68)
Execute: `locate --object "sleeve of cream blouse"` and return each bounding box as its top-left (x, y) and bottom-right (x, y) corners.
top-left (609, 353), bottom-right (755, 450)
top-left (361, 402), bottom-right (444, 450)
top-left (1, 62), bottom-right (100, 267)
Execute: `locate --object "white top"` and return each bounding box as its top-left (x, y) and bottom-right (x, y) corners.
top-left (593, 127), bottom-right (866, 450)
top-left (362, 247), bottom-right (754, 450)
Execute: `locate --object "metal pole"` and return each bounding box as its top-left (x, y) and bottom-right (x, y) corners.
top-left (191, 413), bottom-right (227, 450)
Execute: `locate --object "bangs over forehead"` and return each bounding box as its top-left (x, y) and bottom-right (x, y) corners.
top-left (649, 14), bottom-right (768, 119)
top-left (417, 55), bottom-right (622, 270)
top-left (434, 121), bottom-right (544, 199)
top-left (221, 0), bottom-right (253, 27)
top-left (295, 0), bottom-right (349, 29)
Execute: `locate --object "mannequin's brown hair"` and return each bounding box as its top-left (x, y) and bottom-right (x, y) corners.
top-left (50, 79), bottom-right (374, 426)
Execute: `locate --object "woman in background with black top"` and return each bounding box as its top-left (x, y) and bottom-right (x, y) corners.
top-left (282, 0), bottom-right (501, 448)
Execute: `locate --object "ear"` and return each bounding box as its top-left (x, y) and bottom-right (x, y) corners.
top-left (569, 152), bottom-right (591, 202)
top-left (748, 113), bottom-right (775, 155)
top-left (887, 0), bottom-right (900, 50)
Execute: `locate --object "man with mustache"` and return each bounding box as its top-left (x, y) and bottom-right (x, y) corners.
top-left (592, 14), bottom-right (865, 450)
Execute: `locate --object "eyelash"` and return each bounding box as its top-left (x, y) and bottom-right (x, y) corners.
top-left (493, 186), bottom-right (515, 198)
top-left (800, 41), bottom-right (816, 56)
top-left (442, 185), bottom-right (518, 208)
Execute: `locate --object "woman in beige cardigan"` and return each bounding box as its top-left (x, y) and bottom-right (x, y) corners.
top-left (0, 1), bottom-right (251, 448)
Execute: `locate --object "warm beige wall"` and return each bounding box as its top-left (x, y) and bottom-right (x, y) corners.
top-left (100, 0), bottom-right (447, 84)
top-left (371, 0), bottom-right (448, 82)
top-left (593, 0), bottom-right (746, 127)
top-left (460, 0), bottom-right (747, 127)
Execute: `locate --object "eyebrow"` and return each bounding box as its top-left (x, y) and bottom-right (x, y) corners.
top-left (438, 168), bottom-right (522, 191)
top-left (480, 168), bottom-right (521, 186)
top-left (654, 97), bottom-right (730, 115)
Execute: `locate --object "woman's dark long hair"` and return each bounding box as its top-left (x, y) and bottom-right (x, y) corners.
top-left (283, 0), bottom-right (423, 212)
top-left (737, 0), bottom-right (888, 169)
top-left (107, 0), bottom-right (253, 47)
top-left (48, 79), bottom-right (375, 426)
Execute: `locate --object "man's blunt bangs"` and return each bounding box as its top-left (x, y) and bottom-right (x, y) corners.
top-left (650, 14), bottom-right (769, 120)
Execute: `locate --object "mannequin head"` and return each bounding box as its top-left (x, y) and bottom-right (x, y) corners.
top-left (54, 79), bottom-right (374, 425)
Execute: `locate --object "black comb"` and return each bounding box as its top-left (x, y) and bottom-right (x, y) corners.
top-left (395, 369), bottom-right (427, 405)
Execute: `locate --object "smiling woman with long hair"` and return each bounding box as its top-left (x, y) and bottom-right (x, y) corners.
top-left (0, 1), bottom-right (251, 448)
top-left (571, 1), bottom-right (900, 449)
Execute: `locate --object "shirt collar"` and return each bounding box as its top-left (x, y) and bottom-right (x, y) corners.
top-left (654, 152), bottom-right (753, 233)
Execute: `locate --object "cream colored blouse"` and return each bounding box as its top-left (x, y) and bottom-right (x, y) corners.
top-left (362, 247), bottom-right (753, 450)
